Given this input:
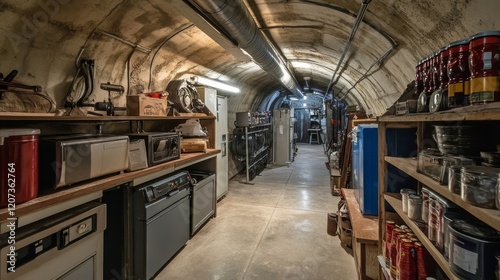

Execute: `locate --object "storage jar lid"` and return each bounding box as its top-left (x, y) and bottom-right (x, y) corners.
top-left (450, 220), bottom-right (500, 241)
top-left (461, 166), bottom-right (500, 177)
top-left (469, 30), bottom-right (500, 40)
top-left (408, 194), bottom-right (422, 202)
top-left (0, 128), bottom-right (41, 137)
top-left (400, 188), bottom-right (417, 194)
top-left (447, 38), bottom-right (470, 48)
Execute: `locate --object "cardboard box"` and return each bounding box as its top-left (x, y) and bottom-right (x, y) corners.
top-left (127, 95), bottom-right (167, 116)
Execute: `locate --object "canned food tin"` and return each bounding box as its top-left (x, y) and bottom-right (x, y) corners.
top-left (449, 219), bottom-right (500, 280)
top-left (0, 129), bottom-right (40, 207)
top-left (408, 194), bottom-right (423, 221)
top-left (447, 38), bottom-right (471, 107)
top-left (469, 31), bottom-right (500, 104)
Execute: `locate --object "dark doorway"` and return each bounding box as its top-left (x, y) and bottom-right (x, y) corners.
top-left (294, 108), bottom-right (310, 143)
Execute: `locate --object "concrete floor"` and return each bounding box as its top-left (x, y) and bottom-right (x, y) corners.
top-left (155, 143), bottom-right (357, 280)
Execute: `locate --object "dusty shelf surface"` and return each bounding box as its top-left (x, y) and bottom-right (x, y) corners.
top-left (385, 156), bottom-right (500, 231)
top-left (384, 194), bottom-right (459, 280)
top-left (0, 150), bottom-right (219, 222)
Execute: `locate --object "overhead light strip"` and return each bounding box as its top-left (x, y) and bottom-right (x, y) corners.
top-left (193, 76), bottom-right (241, 93)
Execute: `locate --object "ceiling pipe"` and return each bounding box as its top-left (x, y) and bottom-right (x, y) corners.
top-left (187, 0), bottom-right (304, 99)
top-left (324, 0), bottom-right (372, 98)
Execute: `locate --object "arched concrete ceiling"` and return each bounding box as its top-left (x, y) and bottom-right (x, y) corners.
top-left (0, 0), bottom-right (499, 116)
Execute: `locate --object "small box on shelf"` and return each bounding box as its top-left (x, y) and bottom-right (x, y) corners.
top-left (127, 94), bottom-right (167, 116)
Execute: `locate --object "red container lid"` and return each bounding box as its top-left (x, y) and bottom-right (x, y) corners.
top-left (0, 128), bottom-right (41, 137)
top-left (469, 30), bottom-right (500, 48)
top-left (447, 38), bottom-right (470, 53)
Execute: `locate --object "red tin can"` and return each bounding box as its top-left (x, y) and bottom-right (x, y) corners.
top-left (398, 239), bottom-right (417, 280)
top-left (415, 242), bottom-right (436, 280)
top-left (422, 56), bottom-right (432, 95)
top-left (439, 46), bottom-right (450, 90)
top-left (415, 60), bottom-right (425, 95)
top-left (430, 51), bottom-right (441, 93)
top-left (469, 31), bottom-right (500, 104)
top-left (448, 38), bottom-right (471, 107)
top-left (385, 221), bottom-right (396, 266)
top-left (0, 129), bottom-right (40, 208)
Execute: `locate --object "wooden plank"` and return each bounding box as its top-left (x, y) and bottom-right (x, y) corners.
top-left (385, 156), bottom-right (500, 232)
top-left (378, 103), bottom-right (500, 123)
top-left (0, 114), bottom-right (216, 121)
top-left (378, 121), bottom-right (387, 255)
top-left (352, 118), bottom-right (377, 127)
top-left (330, 168), bottom-right (341, 177)
top-left (343, 189), bottom-right (379, 244)
top-left (384, 194), bottom-right (459, 280)
top-left (0, 149), bottom-right (220, 222)
top-left (0, 112), bottom-right (56, 117)
top-left (340, 140), bottom-right (352, 189)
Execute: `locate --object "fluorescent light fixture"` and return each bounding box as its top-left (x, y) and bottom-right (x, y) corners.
top-left (303, 95), bottom-right (307, 100)
top-left (291, 61), bottom-right (312, 69)
top-left (303, 103), bottom-right (307, 107)
top-left (193, 76), bottom-right (240, 93)
top-left (290, 97), bottom-right (298, 101)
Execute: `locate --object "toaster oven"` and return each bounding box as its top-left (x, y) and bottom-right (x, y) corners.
top-left (128, 132), bottom-right (180, 166)
top-left (39, 134), bottom-right (129, 189)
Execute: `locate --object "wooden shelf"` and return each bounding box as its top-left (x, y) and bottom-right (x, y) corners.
top-left (0, 149), bottom-right (220, 222)
top-left (0, 113), bottom-right (215, 121)
top-left (385, 156), bottom-right (500, 231)
top-left (384, 194), bottom-right (459, 280)
top-left (343, 189), bottom-right (379, 243)
top-left (378, 103), bottom-right (500, 122)
top-left (377, 255), bottom-right (392, 280)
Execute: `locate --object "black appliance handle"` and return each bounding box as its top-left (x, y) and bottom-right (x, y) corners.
top-left (167, 189), bottom-right (179, 197)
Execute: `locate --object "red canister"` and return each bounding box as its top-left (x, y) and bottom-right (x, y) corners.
top-left (397, 239), bottom-right (417, 280)
top-left (415, 60), bottom-right (425, 95)
top-left (415, 242), bottom-right (436, 280)
top-left (430, 51), bottom-right (441, 93)
top-left (422, 56), bottom-right (432, 95)
top-left (439, 46), bottom-right (450, 90)
top-left (0, 129), bottom-right (40, 208)
top-left (448, 38), bottom-right (471, 107)
top-left (390, 228), bottom-right (404, 278)
top-left (385, 221), bottom-right (396, 266)
top-left (469, 31), bottom-right (500, 104)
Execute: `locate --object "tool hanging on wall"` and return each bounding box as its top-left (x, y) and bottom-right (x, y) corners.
top-left (93, 82), bottom-right (126, 116)
top-left (64, 59), bottom-right (95, 108)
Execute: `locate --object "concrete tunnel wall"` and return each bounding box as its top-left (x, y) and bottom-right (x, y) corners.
top-left (0, 0), bottom-right (499, 179)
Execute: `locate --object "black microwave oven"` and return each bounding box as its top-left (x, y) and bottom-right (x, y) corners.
top-left (128, 132), bottom-right (180, 166)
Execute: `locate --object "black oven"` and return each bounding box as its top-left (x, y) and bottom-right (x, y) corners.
top-left (128, 132), bottom-right (180, 166)
top-left (189, 171), bottom-right (216, 236)
top-left (132, 171), bottom-right (191, 280)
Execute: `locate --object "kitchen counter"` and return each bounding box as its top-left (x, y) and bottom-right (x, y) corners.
top-left (0, 149), bottom-right (220, 222)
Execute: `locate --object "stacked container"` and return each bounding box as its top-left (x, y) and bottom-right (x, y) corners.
top-left (469, 31), bottom-right (500, 104)
top-left (0, 129), bottom-right (40, 207)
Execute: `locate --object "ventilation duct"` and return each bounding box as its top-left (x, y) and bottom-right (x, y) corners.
top-left (188, 0), bottom-right (304, 99)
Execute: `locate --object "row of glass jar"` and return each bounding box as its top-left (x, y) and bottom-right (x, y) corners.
top-left (415, 30), bottom-right (500, 107)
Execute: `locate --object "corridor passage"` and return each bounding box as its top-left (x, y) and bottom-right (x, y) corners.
top-left (156, 143), bottom-right (357, 280)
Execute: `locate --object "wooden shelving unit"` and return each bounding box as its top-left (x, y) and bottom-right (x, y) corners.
top-left (378, 105), bottom-right (500, 280)
top-left (384, 194), bottom-right (457, 279)
top-left (385, 157), bottom-right (500, 231)
top-left (0, 113), bottom-right (219, 222)
top-left (0, 150), bottom-right (219, 222)
top-left (0, 113), bottom-right (216, 121)
top-left (343, 189), bottom-right (379, 280)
